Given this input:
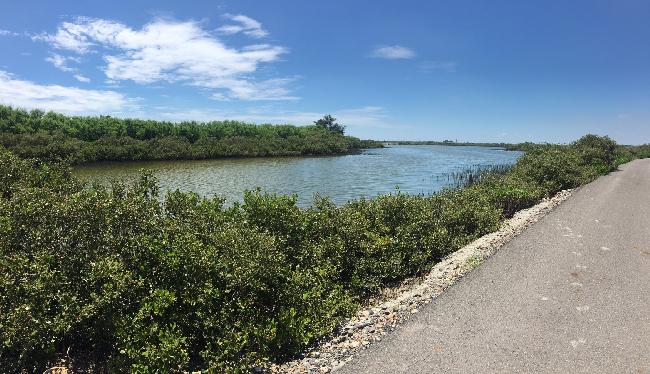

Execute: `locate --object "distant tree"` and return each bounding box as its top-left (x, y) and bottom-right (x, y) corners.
top-left (314, 114), bottom-right (346, 135)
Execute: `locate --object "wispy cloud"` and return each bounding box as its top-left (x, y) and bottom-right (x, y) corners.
top-left (74, 74), bottom-right (91, 83)
top-left (156, 105), bottom-right (399, 130)
top-left (0, 70), bottom-right (132, 114)
top-left (0, 29), bottom-right (19, 37)
top-left (370, 45), bottom-right (416, 60)
top-left (32, 22), bottom-right (96, 53)
top-left (210, 77), bottom-right (299, 101)
top-left (45, 53), bottom-right (79, 72)
top-left (45, 53), bottom-right (91, 82)
top-left (419, 61), bottom-right (457, 73)
top-left (216, 14), bottom-right (269, 38)
top-left (33, 16), bottom-right (293, 101)
top-left (335, 106), bottom-right (396, 128)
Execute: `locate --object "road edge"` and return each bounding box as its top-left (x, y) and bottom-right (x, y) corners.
top-left (271, 188), bottom-right (575, 373)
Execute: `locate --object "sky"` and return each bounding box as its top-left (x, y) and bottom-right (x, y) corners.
top-left (0, 0), bottom-right (649, 144)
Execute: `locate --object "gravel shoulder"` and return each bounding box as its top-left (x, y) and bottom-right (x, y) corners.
top-left (273, 173), bottom-right (581, 372)
top-left (336, 159), bottom-right (650, 373)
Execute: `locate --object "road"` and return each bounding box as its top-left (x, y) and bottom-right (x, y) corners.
top-left (340, 159), bottom-right (650, 373)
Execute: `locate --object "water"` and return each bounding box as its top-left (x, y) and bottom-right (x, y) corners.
top-left (74, 145), bottom-right (522, 206)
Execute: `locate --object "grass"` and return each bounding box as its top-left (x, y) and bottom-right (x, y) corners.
top-left (465, 256), bottom-right (483, 269)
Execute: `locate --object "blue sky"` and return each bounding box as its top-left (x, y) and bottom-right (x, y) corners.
top-left (1, 0), bottom-right (649, 143)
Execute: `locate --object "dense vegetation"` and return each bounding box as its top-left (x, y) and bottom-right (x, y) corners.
top-left (505, 139), bottom-right (650, 158)
top-left (0, 134), bottom-right (647, 372)
top-left (0, 106), bottom-right (381, 164)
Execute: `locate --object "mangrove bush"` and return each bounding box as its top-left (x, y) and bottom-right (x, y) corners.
top-left (0, 106), bottom-right (381, 164)
top-left (0, 134), bottom-right (645, 372)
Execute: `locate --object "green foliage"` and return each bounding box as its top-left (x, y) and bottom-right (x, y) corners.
top-left (0, 134), bottom-right (635, 371)
top-left (614, 143), bottom-right (650, 165)
top-left (573, 134), bottom-right (618, 173)
top-left (475, 174), bottom-right (545, 217)
top-left (630, 144), bottom-right (650, 159)
top-left (508, 146), bottom-right (598, 195)
top-left (0, 106), bottom-right (381, 164)
top-left (314, 115), bottom-right (346, 135)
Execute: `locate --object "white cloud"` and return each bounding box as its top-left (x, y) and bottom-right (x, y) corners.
top-left (210, 77), bottom-right (298, 101)
top-left (216, 14), bottom-right (269, 38)
top-left (32, 22), bottom-right (96, 53)
top-left (74, 74), bottom-right (91, 83)
top-left (0, 70), bottom-right (131, 114)
top-left (420, 61), bottom-right (457, 73)
top-left (45, 53), bottom-right (79, 72)
top-left (45, 53), bottom-right (90, 82)
top-left (0, 29), bottom-right (19, 37)
top-left (33, 17), bottom-right (291, 101)
top-left (370, 45), bottom-right (416, 60)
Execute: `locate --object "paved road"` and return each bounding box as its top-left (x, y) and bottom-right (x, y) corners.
top-left (341, 159), bottom-right (650, 373)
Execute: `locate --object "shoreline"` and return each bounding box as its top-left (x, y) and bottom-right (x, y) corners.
top-left (69, 147), bottom-right (373, 168)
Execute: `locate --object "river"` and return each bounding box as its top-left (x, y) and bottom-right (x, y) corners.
top-left (74, 145), bottom-right (522, 206)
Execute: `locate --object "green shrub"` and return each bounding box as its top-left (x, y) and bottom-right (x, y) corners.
top-left (623, 144), bottom-right (650, 162)
top-left (0, 133), bottom-right (636, 371)
top-left (477, 174), bottom-right (545, 217)
top-left (0, 105), bottom-right (382, 164)
top-left (573, 134), bottom-right (618, 172)
top-left (509, 146), bottom-right (597, 195)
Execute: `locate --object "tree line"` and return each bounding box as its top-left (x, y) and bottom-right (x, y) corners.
top-left (0, 105), bottom-right (381, 164)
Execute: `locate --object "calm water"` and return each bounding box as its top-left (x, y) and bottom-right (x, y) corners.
top-left (74, 145), bottom-right (522, 206)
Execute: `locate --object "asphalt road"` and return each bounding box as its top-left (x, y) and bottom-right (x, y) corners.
top-left (341, 159), bottom-right (650, 373)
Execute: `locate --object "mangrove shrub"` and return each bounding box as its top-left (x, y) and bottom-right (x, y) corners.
top-left (0, 135), bottom-right (644, 372)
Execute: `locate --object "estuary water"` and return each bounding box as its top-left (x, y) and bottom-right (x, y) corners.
top-left (74, 145), bottom-right (522, 206)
